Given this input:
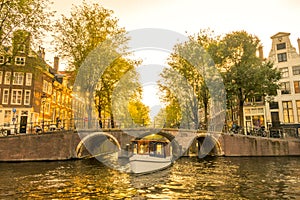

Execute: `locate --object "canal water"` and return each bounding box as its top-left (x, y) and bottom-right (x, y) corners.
top-left (0, 157), bottom-right (299, 199)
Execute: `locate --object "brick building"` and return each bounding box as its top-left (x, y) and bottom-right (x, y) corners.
top-left (0, 30), bottom-right (76, 133)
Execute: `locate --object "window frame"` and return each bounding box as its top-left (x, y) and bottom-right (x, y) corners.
top-left (294, 81), bottom-right (300, 93)
top-left (11, 89), bottom-right (23, 105)
top-left (276, 43), bottom-right (286, 50)
top-left (4, 71), bottom-right (11, 85)
top-left (277, 52), bottom-right (287, 62)
top-left (292, 66), bottom-right (300, 75)
top-left (282, 101), bottom-right (294, 123)
top-left (12, 72), bottom-right (24, 85)
top-left (2, 89), bottom-right (9, 104)
top-left (280, 82), bottom-right (291, 94)
top-left (24, 90), bottom-right (31, 105)
top-left (15, 56), bottom-right (26, 66)
top-left (280, 67), bottom-right (289, 78)
top-left (25, 73), bottom-right (32, 86)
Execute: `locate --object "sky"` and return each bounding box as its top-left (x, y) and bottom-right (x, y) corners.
top-left (49, 0), bottom-right (300, 56)
top-left (48, 0), bottom-right (300, 110)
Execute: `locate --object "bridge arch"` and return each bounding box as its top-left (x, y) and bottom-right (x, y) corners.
top-left (192, 133), bottom-right (223, 157)
top-left (76, 132), bottom-right (121, 158)
top-left (133, 130), bottom-right (181, 160)
top-left (135, 130), bottom-right (175, 141)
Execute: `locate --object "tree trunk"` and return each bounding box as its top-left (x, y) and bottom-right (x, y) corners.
top-left (204, 101), bottom-right (208, 130)
top-left (110, 113), bottom-right (115, 128)
top-left (97, 105), bottom-right (102, 128)
top-left (238, 88), bottom-right (244, 134)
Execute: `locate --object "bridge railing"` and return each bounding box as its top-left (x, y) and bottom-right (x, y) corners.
top-left (0, 119), bottom-right (75, 135)
top-left (227, 125), bottom-right (299, 139)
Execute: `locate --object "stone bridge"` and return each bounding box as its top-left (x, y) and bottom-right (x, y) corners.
top-left (0, 128), bottom-right (300, 161)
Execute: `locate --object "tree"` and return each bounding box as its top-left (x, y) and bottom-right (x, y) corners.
top-left (128, 100), bottom-right (151, 127)
top-left (0, 0), bottom-right (53, 48)
top-left (159, 29), bottom-right (221, 130)
top-left (95, 57), bottom-right (143, 128)
top-left (210, 31), bottom-right (281, 127)
top-left (55, 2), bottom-right (150, 128)
top-left (54, 1), bottom-right (125, 81)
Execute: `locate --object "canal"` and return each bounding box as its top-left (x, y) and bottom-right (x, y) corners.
top-left (0, 157), bottom-right (299, 199)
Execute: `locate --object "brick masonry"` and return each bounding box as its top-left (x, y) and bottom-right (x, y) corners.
top-left (0, 131), bottom-right (299, 161)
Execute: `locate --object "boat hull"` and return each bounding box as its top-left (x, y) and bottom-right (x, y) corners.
top-left (129, 155), bottom-right (172, 174)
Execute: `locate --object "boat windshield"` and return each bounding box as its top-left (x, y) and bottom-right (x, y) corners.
top-left (132, 140), bottom-right (170, 158)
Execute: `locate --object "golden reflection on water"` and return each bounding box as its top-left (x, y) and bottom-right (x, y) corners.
top-left (0, 157), bottom-right (299, 199)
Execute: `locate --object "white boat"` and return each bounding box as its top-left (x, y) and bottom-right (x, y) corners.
top-left (129, 137), bottom-right (172, 174)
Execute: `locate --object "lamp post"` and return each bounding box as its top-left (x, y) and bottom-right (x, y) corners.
top-left (41, 93), bottom-right (47, 133)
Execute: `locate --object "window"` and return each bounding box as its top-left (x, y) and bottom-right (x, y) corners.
top-left (280, 67), bottom-right (289, 78)
top-left (47, 83), bottom-right (52, 94)
top-left (24, 90), bottom-right (31, 105)
top-left (269, 102), bottom-right (279, 109)
top-left (277, 53), bottom-right (287, 62)
top-left (297, 101), bottom-right (300, 122)
top-left (11, 89), bottom-right (22, 105)
top-left (15, 57), bottom-right (26, 66)
top-left (254, 95), bottom-right (262, 102)
top-left (4, 72), bottom-right (11, 84)
top-left (281, 82), bottom-right (291, 94)
top-left (0, 56), bottom-right (4, 64)
top-left (12, 72), bottom-right (24, 85)
top-left (2, 89), bottom-right (9, 104)
top-left (43, 80), bottom-right (48, 93)
top-left (283, 101), bottom-right (294, 123)
top-left (276, 43), bottom-right (286, 50)
top-left (0, 71), bottom-right (2, 84)
top-left (292, 66), bottom-right (300, 75)
top-left (44, 102), bottom-right (51, 114)
top-left (25, 73), bottom-right (32, 86)
top-left (294, 81), bottom-right (300, 93)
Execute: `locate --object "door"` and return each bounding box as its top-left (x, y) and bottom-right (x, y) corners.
top-left (271, 112), bottom-right (280, 127)
top-left (19, 116), bottom-right (28, 133)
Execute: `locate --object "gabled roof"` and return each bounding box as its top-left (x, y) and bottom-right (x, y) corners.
top-left (271, 32), bottom-right (291, 39)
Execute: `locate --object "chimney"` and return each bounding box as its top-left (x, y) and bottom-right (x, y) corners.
top-left (38, 46), bottom-right (45, 60)
top-left (258, 45), bottom-right (264, 60)
top-left (297, 38), bottom-right (300, 55)
top-left (54, 56), bottom-right (59, 72)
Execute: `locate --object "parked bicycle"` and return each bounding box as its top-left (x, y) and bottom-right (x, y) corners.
top-left (230, 125), bottom-right (244, 134)
top-left (0, 128), bottom-right (8, 136)
top-left (247, 126), bottom-right (267, 137)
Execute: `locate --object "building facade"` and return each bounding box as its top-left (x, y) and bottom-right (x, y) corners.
top-left (0, 30), bottom-right (74, 133)
top-left (266, 32), bottom-right (300, 127)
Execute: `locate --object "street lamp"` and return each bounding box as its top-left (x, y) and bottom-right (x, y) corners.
top-left (41, 93), bottom-right (47, 133)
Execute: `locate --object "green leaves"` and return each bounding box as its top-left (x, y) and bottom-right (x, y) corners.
top-left (54, 1), bottom-right (125, 75)
top-left (212, 31), bottom-right (281, 126)
top-left (0, 0), bottom-right (54, 47)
